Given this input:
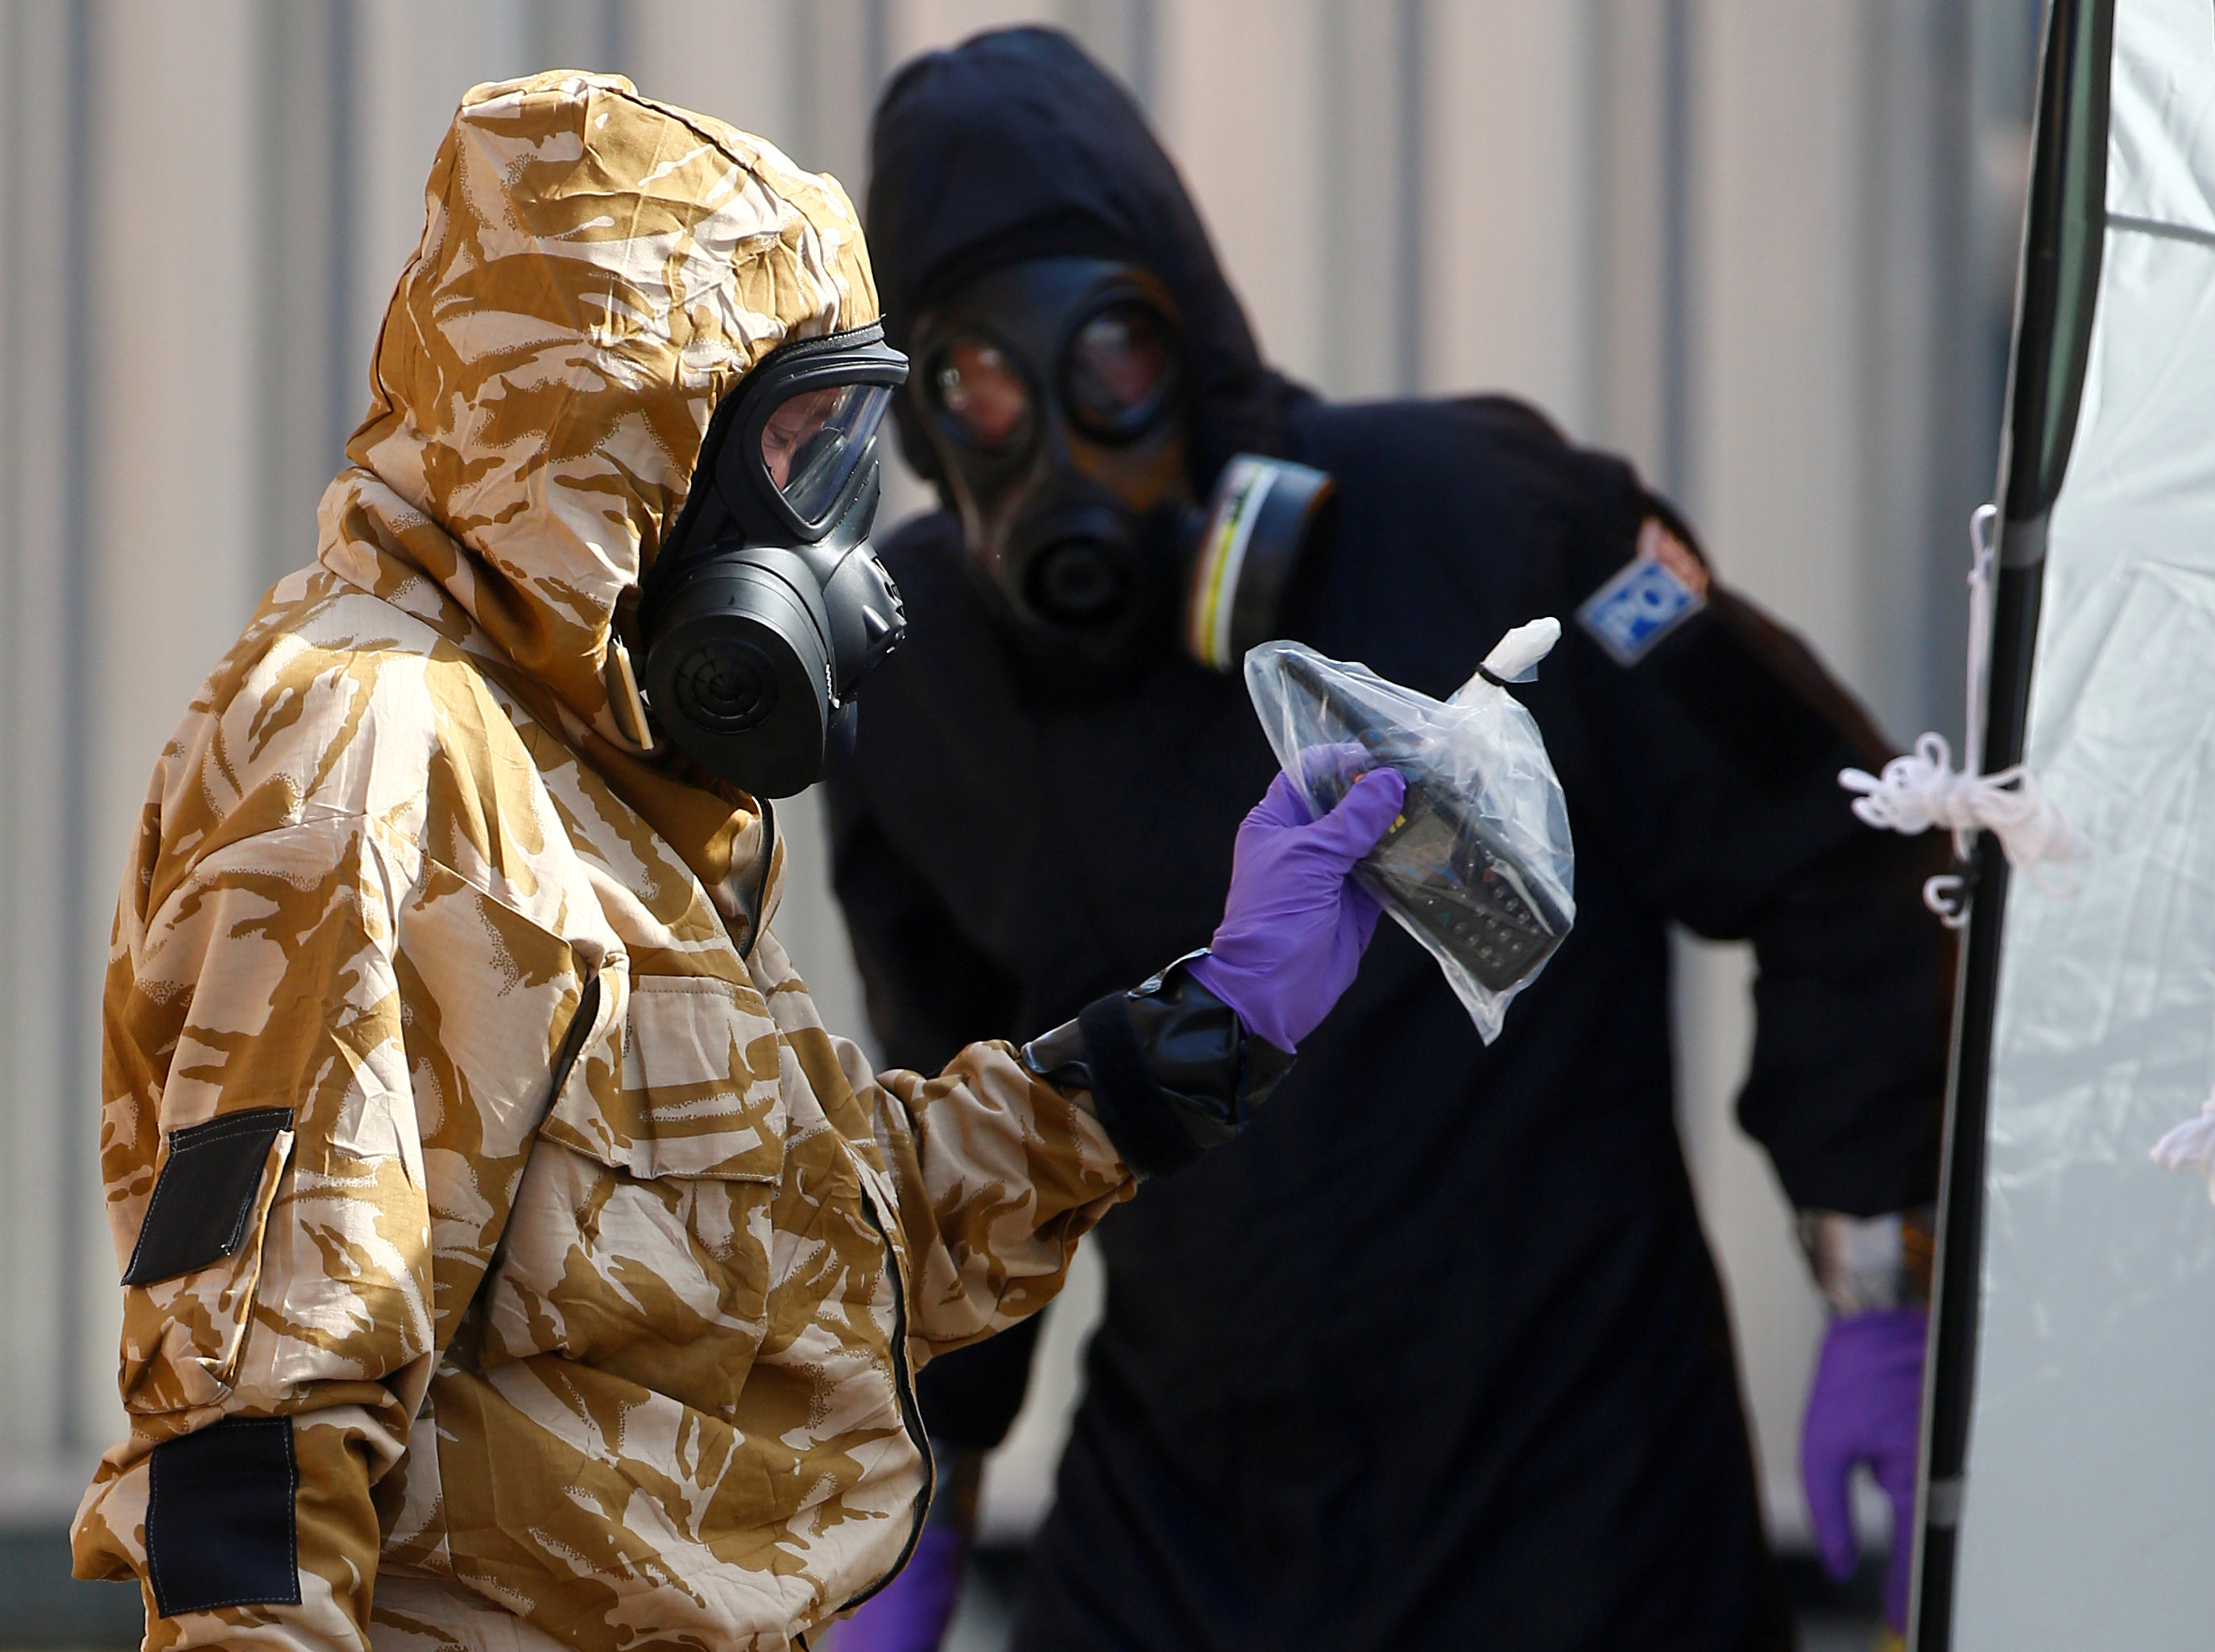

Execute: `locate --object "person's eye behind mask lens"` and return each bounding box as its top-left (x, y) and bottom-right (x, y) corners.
top-left (761, 387), bottom-right (846, 488)
top-left (1065, 303), bottom-right (1176, 435)
top-left (933, 337), bottom-right (1030, 448)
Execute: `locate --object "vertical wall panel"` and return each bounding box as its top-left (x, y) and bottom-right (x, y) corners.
top-left (0, 0), bottom-right (80, 1488)
top-left (91, 0), bottom-right (266, 878)
top-left (893, 0), bottom-right (1053, 58)
top-left (1683, 0), bottom-right (1878, 1546)
top-left (1153, 0), bottom-right (1327, 384)
top-left (1422, 0), bottom-right (1598, 429)
top-left (532, 0), bottom-right (629, 68)
top-left (1857, 0), bottom-right (1975, 747)
top-left (1062, 0), bottom-right (1154, 105)
top-left (1588, 0), bottom-right (1673, 483)
top-left (1315, 0), bottom-right (1419, 400)
top-left (72, 0), bottom-right (270, 1464)
top-left (623, 0), bottom-right (799, 150)
top-left (353, 1), bottom-right (564, 374)
top-left (1671, 0), bottom-right (1987, 1546)
top-left (1693, 0), bottom-right (1869, 672)
top-left (254, 0), bottom-right (353, 588)
top-left (783, 0), bottom-right (890, 186)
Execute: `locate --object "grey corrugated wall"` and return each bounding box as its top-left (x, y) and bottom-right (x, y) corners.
top-left (0, 0), bottom-right (2034, 1565)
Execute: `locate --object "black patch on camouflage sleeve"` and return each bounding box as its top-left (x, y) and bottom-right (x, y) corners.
top-left (122, 1107), bottom-right (292, 1287)
top-left (146, 1417), bottom-right (301, 1617)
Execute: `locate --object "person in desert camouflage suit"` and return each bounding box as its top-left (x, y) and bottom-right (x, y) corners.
top-left (68, 72), bottom-right (1399, 1652)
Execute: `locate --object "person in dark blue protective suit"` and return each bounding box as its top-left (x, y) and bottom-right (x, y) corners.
top-left (823, 27), bottom-right (1949, 1652)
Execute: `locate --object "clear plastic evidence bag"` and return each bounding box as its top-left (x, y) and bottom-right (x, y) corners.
top-left (1244, 620), bottom-right (1575, 1042)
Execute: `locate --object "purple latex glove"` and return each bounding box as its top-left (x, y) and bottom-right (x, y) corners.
top-left (1801, 1306), bottom-right (1927, 1634)
top-left (1188, 765), bottom-right (1407, 1052)
top-left (821, 1526), bottom-right (964, 1652)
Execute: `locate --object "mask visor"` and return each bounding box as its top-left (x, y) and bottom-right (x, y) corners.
top-left (760, 382), bottom-right (893, 524)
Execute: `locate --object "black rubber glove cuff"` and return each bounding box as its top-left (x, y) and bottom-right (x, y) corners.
top-left (1020, 951), bottom-right (1294, 1179)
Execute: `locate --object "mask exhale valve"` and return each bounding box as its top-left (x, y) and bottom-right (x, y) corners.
top-left (637, 323), bottom-right (910, 798)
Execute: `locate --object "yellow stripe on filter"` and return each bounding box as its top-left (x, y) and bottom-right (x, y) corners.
top-left (1186, 458), bottom-right (1279, 669)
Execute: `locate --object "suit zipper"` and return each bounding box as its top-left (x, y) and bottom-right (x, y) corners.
top-left (460, 963), bottom-right (602, 1352)
top-left (547, 965), bottom-right (602, 1102)
top-left (737, 797), bottom-right (776, 961)
top-left (837, 1178), bottom-right (935, 1611)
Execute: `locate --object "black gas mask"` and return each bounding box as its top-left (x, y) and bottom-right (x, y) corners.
top-left (908, 257), bottom-right (1333, 685)
top-left (631, 323), bottom-right (911, 798)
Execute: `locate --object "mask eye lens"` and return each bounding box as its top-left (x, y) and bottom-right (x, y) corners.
top-left (930, 336), bottom-right (1031, 449)
top-left (1065, 302), bottom-right (1178, 439)
top-left (760, 381), bottom-right (892, 523)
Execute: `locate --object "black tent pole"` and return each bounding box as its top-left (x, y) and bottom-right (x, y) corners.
top-left (1909, 2), bottom-right (2112, 1646)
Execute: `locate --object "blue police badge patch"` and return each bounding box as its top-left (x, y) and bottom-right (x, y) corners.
top-left (1576, 553), bottom-right (1706, 665)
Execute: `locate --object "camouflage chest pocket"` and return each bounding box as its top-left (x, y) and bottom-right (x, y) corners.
top-left (571, 975), bottom-right (789, 1180)
top-left (493, 975), bottom-right (789, 1396)
top-left (118, 1108), bottom-right (296, 1414)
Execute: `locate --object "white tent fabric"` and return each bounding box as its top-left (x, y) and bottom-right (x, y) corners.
top-left (1950, 2), bottom-right (2215, 1646)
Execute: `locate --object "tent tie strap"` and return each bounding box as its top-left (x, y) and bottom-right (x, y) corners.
top-left (1839, 732), bottom-right (2086, 927)
top-left (1837, 504), bottom-right (2085, 928)
top-left (2152, 1098), bottom-right (2215, 1201)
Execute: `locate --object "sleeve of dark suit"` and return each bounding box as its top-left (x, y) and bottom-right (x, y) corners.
top-left (822, 777), bottom-right (1047, 1450)
top-left (1548, 495), bottom-right (1952, 1219)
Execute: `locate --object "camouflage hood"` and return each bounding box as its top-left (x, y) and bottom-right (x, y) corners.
top-left (322, 71), bottom-right (878, 747)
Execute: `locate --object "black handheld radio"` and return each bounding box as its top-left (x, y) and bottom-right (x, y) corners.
top-left (1280, 653), bottom-right (1569, 992)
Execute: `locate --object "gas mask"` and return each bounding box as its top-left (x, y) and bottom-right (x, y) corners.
top-left (908, 257), bottom-right (1334, 685)
top-left (631, 323), bottom-right (911, 799)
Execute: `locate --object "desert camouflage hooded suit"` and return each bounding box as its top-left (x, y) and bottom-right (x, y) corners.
top-left (71, 72), bottom-right (1131, 1651)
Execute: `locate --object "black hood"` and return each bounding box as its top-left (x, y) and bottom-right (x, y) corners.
top-left (866, 26), bottom-right (1309, 494)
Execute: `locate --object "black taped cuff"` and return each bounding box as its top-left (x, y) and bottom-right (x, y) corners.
top-left (1075, 992), bottom-right (1205, 1177)
top-left (1023, 956), bottom-right (1294, 1178)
